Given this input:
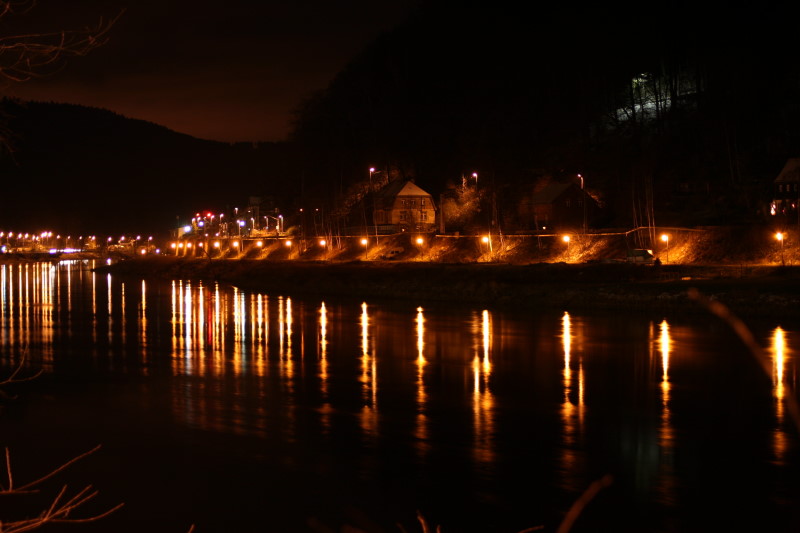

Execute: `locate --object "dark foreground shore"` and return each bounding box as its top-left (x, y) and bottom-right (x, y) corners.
top-left (94, 257), bottom-right (800, 319)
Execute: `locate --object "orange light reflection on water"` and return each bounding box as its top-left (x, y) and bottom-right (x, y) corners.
top-left (415, 306), bottom-right (429, 455)
top-left (472, 309), bottom-right (495, 467)
top-left (559, 311), bottom-right (585, 491)
top-left (360, 302), bottom-right (378, 438)
top-left (771, 326), bottom-right (790, 464)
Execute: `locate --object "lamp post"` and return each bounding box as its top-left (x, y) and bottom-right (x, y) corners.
top-left (563, 235), bottom-right (571, 260)
top-left (776, 232), bottom-right (785, 266)
top-left (578, 173), bottom-right (587, 234)
top-left (660, 233), bottom-right (670, 263)
top-left (481, 235), bottom-right (492, 254)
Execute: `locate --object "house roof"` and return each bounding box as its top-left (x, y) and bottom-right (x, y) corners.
top-left (530, 182), bottom-right (575, 204)
top-left (775, 158), bottom-right (800, 183)
top-left (375, 180), bottom-right (433, 199)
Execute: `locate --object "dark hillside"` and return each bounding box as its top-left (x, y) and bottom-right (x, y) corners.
top-left (0, 99), bottom-right (295, 236)
top-left (289, 1), bottom-right (800, 227)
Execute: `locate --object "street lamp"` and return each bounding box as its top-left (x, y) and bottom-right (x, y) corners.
top-left (578, 173), bottom-right (587, 234)
top-left (776, 232), bottom-right (785, 266)
top-left (660, 233), bottom-right (670, 263)
top-left (563, 235), bottom-right (571, 259)
top-left (481, 234), bottom-right (492, 253)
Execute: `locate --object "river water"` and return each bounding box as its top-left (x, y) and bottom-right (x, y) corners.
top-left (1, 260), bottom-right (798, 532)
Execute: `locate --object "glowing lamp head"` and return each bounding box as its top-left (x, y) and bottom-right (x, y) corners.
top-left (232, 241), bottom-right (239, 247)
top-left (416, 237), bottom-right (424, 245)
top-left (776, 232), bottom-right (785, 242)
top-left (481, 236), bottom-right (490, 243)
top-left (562, 235), bottom-right (571, 243)
top-left (360, 238), bottom-right (368, 246)
top-left (256, 240), bottom-right (263, 247)
top-left (213, 241), bottom-right (220, 248)
top-left (285, 240), bottom-right (292, 247)
top-left (661, 234), bottom-right (669, 243)
top-left (319, 239), bottom-right (327, 246)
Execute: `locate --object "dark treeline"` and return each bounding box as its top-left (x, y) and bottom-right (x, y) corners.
top-left (2, 1), bottom-right (799, 236)
top-left (288, 0), bottom-right (800, 227)
top-left (0, 99), bottom-right (297, 236)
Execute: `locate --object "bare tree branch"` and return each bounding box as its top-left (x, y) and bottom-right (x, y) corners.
top-left (0, 353), bottom-right (42, 400)
top-left (0, 1), bottom-right (124, 85)
top-left (2, 357), bottom-right (123, 531)
top-left (0, 445), bottom-right (124, 532)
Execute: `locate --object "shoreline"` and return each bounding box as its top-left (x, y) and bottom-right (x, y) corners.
top-left (92, 257), bottom-right (800, 319)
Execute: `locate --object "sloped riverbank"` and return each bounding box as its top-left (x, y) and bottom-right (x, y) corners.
top-left (95, 257), bottom-right (800, 319)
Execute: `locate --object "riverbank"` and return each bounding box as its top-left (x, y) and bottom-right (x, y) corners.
top-left (94, 257), bottom-right (800, 319)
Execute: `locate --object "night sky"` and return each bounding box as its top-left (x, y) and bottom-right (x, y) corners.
top-left (3, 0), bottom-right (415, 143)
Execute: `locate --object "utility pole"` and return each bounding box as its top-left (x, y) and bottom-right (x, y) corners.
top-left (579, 173), bottom-right (587, 234)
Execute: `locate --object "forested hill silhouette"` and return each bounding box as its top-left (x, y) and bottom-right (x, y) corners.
top-left (0, 99), bottom-right (294, 237)
top-left (289, 0), bottom-right (800, 227)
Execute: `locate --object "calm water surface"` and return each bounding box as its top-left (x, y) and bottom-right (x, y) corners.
top-left (1, 260), bottom-right (799, 532)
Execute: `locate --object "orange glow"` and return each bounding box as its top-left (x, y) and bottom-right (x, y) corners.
top-left (776, 232), bottom-right (784, 242)
top-left (170, 242), bottom-right (176, 249)
top-left (285, 240), bottom-right (292, 247)
top-left (213, 241), bottom-right (220, 248)
top-left (771, 326), bottom-right (789, 463)
top-left (416, 306), bottom-right (425, 364)
top-left (319, 239), bottom-right (327, 246)
top-left (360, 238), bottom-right (368, 246)
top-left (416, 237), bottom-right (424, 245)
top-left (232, 241), bottom-right (239, 247)
top-left (256, 240), bottom-right (263, 247)
top-left (562, 235), bottom-right (571, 243)
top-left (481, 236), bottom-right (489, 243)
top-left (659, 320), bottom-right (671, 381)
top-left (562, 311), bottom-right (572, 369)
